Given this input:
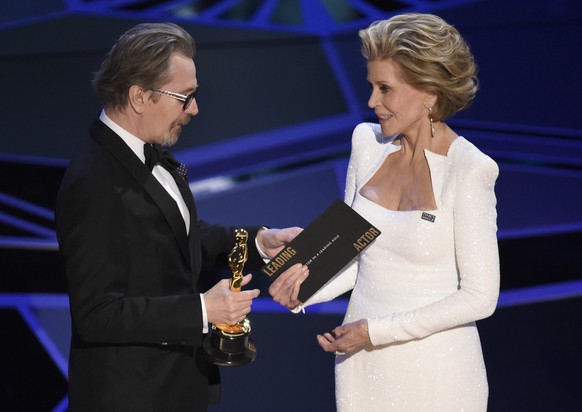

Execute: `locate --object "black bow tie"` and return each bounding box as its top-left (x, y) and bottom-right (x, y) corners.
top-left (144, 144), bottom-right (188, 181)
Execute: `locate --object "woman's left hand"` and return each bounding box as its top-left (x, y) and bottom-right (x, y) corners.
top-left (317, 319), bottom-right (371, 355)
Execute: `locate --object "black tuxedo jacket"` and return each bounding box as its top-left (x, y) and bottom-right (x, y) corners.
top-left (55, 119), bottom-right (263, 411)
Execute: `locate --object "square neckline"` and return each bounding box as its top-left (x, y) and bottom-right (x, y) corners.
top-left (357, 136), bottom-right (460, 213)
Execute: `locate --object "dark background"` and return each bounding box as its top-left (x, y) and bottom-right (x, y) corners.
top-left (1, 0), bottom-right (581, 411)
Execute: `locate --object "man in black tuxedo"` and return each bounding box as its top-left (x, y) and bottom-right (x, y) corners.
top-left (55, 22), bottom-right (308, 411)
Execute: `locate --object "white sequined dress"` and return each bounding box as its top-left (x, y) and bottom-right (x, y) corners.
top-left (303, 123), bottom-right (500, 411)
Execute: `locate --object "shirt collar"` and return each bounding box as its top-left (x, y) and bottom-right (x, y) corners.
top-left (99, 110), bottom-right (147, 164)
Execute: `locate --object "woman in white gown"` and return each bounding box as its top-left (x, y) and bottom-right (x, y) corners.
top-left (270, 13), bottom-right (500, 412)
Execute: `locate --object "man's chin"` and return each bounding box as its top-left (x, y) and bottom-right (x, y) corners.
top-left (160, 132), bottom-right (179, 147)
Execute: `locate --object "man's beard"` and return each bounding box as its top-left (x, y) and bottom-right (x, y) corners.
top-left (160, 117), bottom-right (189, 147)
top-left (160, 131), bottom-right (179, 147)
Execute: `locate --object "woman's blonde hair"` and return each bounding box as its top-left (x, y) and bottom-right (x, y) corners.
top-left (359, 13), bottom-right (478, 121)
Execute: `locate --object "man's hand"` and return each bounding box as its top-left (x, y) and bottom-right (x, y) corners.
top-left (203, 274), bottom-right (260, 325)
top-left (257, 227), bottom-right (302, 258)
top-left (268, 263), bottom-right (309, 309)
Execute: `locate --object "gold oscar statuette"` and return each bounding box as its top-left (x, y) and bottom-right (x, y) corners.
top-left (203, 229), bottom-right (257, 366)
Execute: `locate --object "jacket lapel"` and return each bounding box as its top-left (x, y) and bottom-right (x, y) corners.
top-left (167, 166), bottom-right (201, 277)
top-left (89, 119), bottom-right (193, 270)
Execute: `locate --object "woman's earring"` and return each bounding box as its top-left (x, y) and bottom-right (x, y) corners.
top-left (427, 106), bottom-right (435, 138)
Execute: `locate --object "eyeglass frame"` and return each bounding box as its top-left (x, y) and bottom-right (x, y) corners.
top-left (150, 87), bottom-right (198, 111)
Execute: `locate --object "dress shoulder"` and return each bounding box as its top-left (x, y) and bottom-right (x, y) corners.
top-left (450, 137), bottom-right (499, 184)
top-left (351, 123), bottom-right (396, 164)
top-left (352, 122), bottom-right (389, 146)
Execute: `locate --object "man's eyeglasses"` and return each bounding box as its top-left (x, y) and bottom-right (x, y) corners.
top-left (150, 87), bottom-right (198, 111)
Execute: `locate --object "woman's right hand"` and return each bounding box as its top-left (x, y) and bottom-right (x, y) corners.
top-left (268, 263), bottom-right (309, 309)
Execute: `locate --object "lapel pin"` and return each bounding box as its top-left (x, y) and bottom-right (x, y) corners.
top-left (421, 212), bottom-right (436, 222)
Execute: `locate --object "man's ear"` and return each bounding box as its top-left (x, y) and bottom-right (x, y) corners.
top-left (128, 85), bottom-right (147, 114)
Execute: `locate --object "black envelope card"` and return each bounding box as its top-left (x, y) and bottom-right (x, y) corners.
top-left (261, 200), bottom-right (381, 302)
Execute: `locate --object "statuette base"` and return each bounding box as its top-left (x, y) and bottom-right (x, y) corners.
top-left (203, 327), bottom-right (256, 367)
